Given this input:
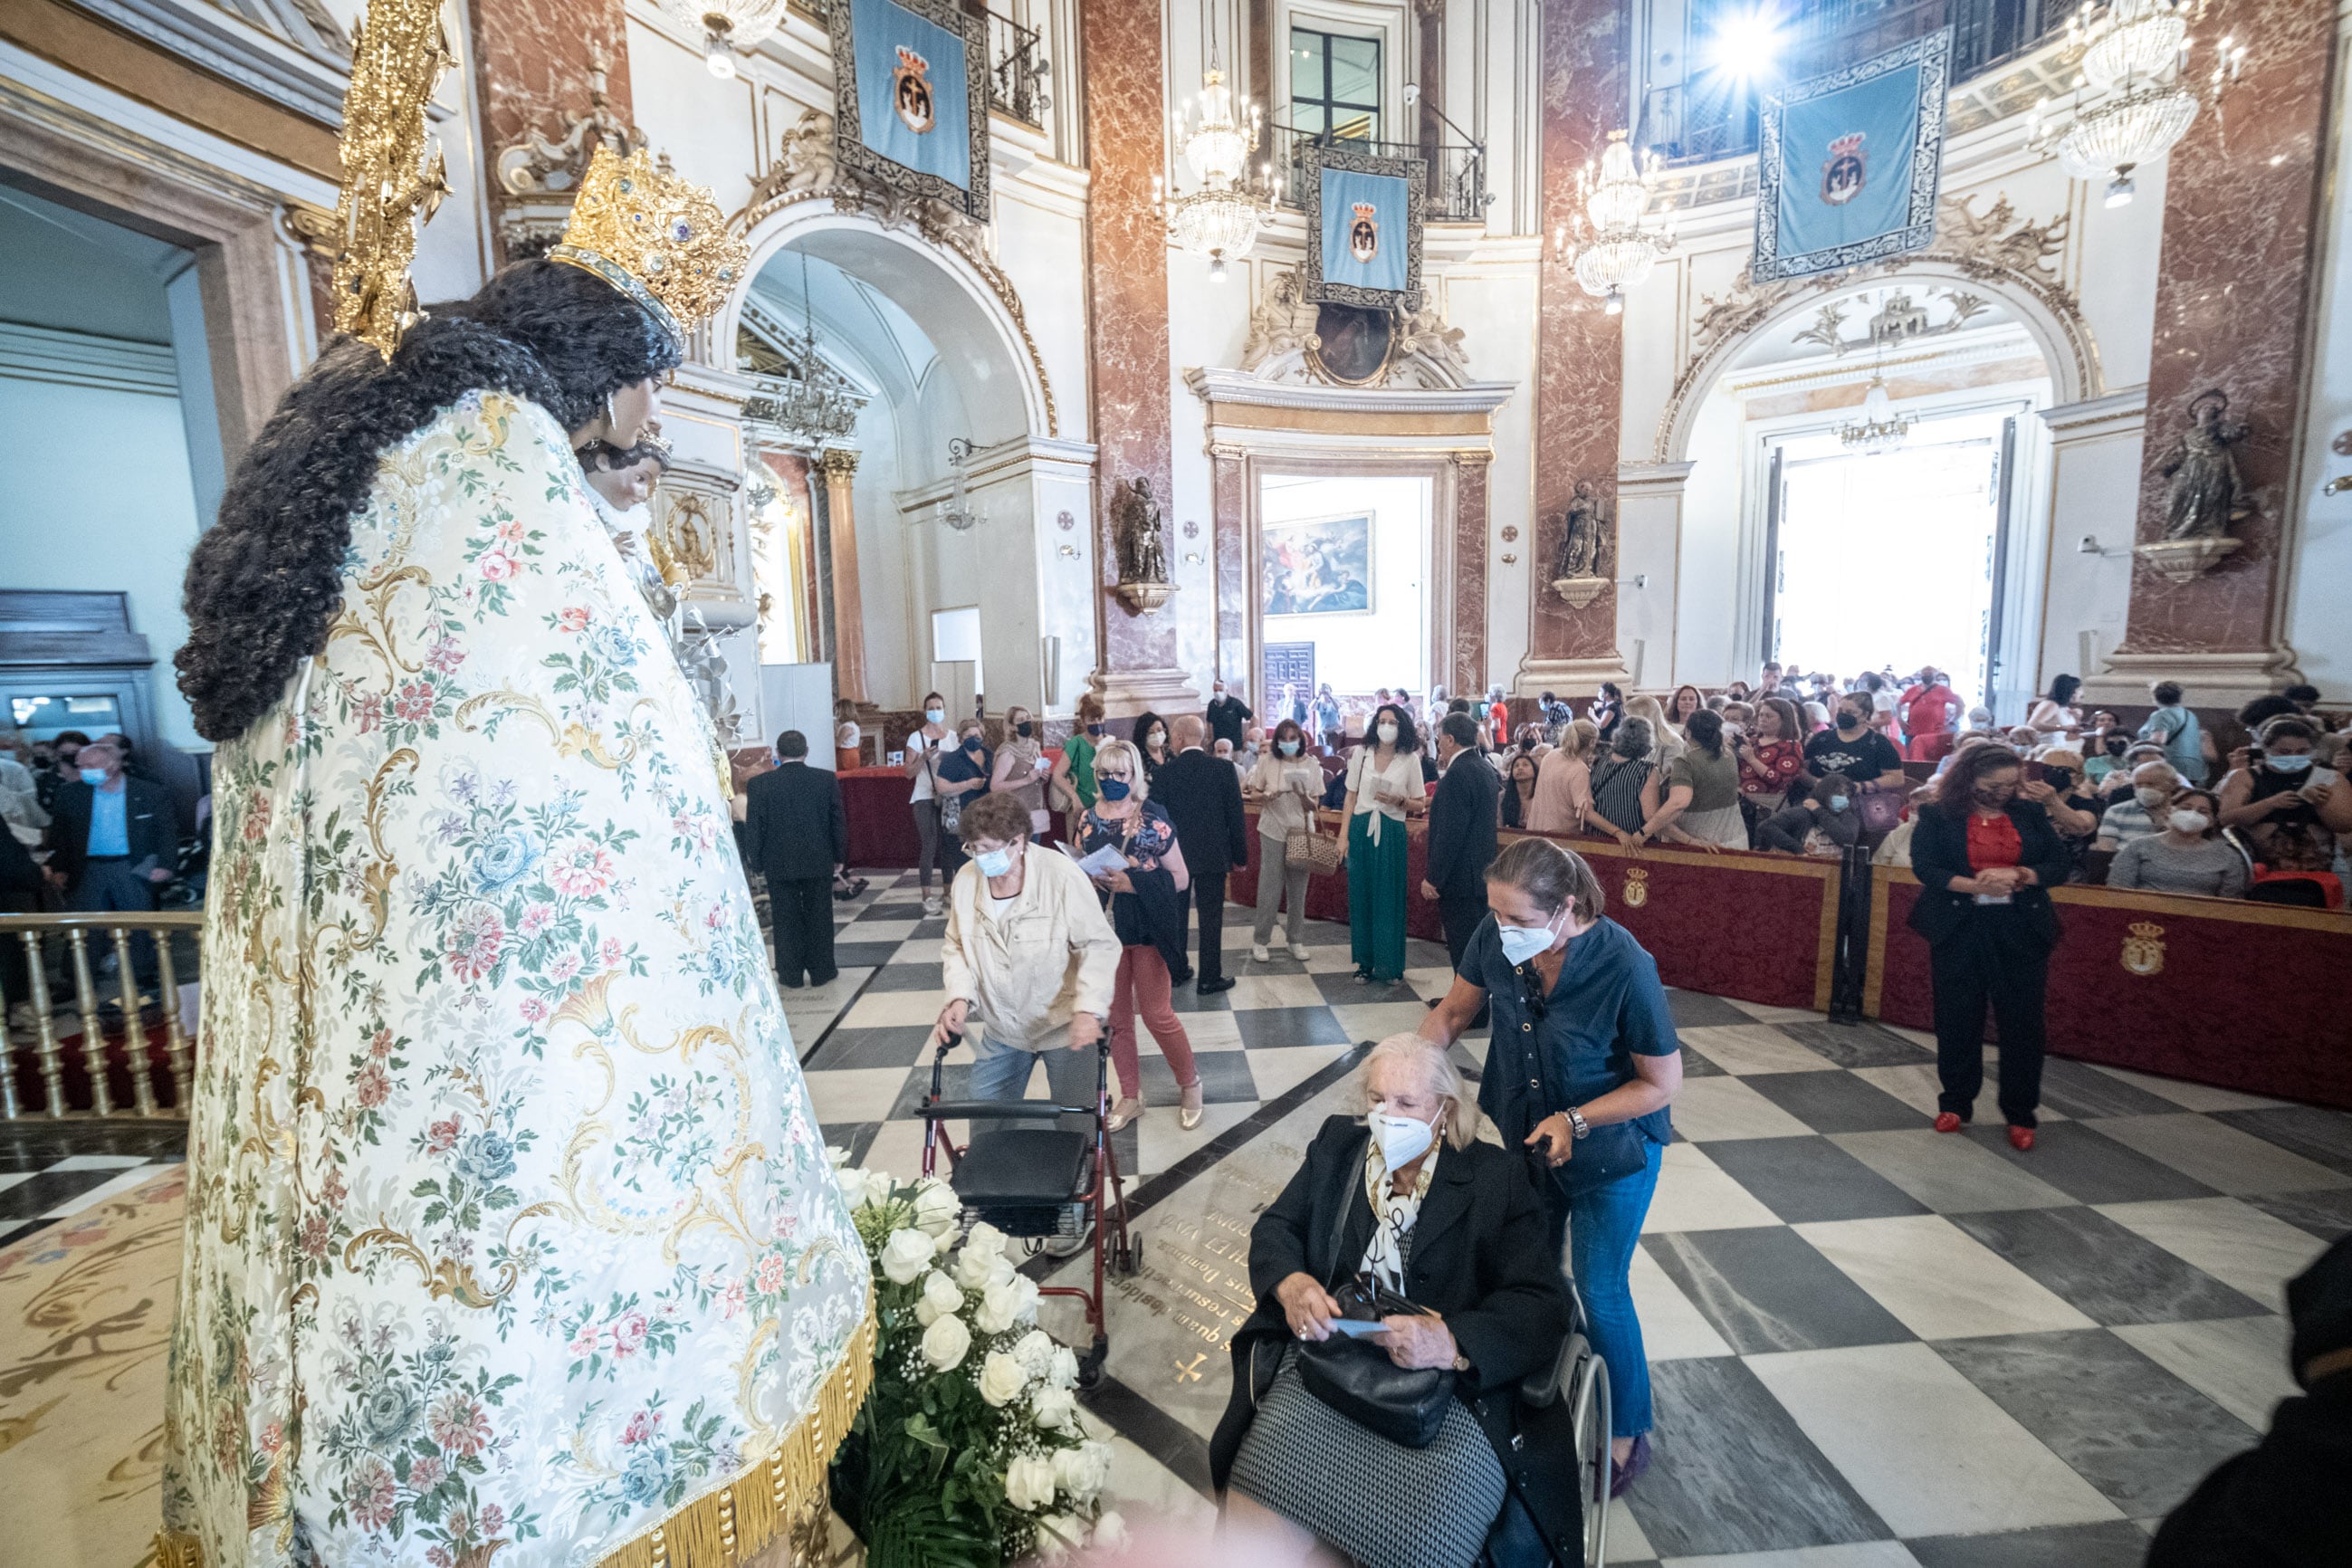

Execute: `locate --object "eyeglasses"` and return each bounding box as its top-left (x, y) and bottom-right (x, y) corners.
top-left (1095, 769), bottom-right (1130, 780)
top-left (1515, 965), bottom-right (1549, 1020)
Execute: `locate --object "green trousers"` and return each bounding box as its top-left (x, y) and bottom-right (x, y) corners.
top-left (1348, 811), bottom-right (1409, 984)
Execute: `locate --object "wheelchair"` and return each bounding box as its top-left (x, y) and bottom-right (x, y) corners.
top-left (916, 1031), bottom-right (1137, 1389)
top-left (1515, 1276), bottom-right (1614, 1567)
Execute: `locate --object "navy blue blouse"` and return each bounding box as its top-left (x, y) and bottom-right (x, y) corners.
top-left (1459, 913), bottom-right (1679, 1147)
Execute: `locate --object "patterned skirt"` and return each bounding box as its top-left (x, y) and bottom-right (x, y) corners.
top-left (1228, 1351), bottom-right (1506, 1568)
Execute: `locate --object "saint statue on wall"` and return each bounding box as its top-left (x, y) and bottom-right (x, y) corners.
top-left (1553, 479), bottom-right (1611, 581)
top-left (2158, 389), bottom-right (2254, 542)
top-left (1114, 476), bottom-right (1171, 585)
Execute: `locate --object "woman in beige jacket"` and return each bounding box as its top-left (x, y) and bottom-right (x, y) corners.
top-left (932, 790), bottom-right (1123, 1148)
top-left (1243, 717), bottom-right (1324, 961)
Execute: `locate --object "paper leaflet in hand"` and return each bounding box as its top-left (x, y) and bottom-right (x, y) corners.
top-left (1065, 842), bottom-right (1131, 878)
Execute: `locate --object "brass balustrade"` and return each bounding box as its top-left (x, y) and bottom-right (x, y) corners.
top-left (0, 912), bottom-right (202, 1121)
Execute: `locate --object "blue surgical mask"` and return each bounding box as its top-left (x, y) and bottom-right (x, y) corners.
top-left (1099, 778), bottom-right (1132, 801)
top-left (975, 846), bottom-right (1016, 878)
top-left (2267, 754), bottom-right (2312, 773)
top-left (1278, 741), bottom-right (1300, 757)
top-left (1829, 794), bottom-right (1850, 812)
top-left (1086, 723), bottom-right (1105, 737)
top-left (924, 707), bottom-right (946, 724)
top-left (80, 767), bottom-right (109, 786)
top-left (1496, 913), bottom-right (1559, 967)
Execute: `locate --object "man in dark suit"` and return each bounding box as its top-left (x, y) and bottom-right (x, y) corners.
top-left (1204, 679), bottom-right (1252, 751)
top-left (1155, 714), bottom-right (1250, 993)
top-left (45, 739), bottom-right (177, 980)
top-left (741, 730), bottom-right (848, 988)
top-left (1421, 712), bottom-right (1499, 999)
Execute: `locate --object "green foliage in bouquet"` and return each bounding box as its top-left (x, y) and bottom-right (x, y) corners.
top-left (826, 1155), bottom-right (1125, 1566)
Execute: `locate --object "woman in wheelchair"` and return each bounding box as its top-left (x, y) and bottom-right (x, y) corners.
top-left (1209, 1035), bottom-right (1584, 1568)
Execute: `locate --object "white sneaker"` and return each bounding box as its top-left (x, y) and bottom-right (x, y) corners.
top-left (1251, 943), bottom-right (1271, 962)
top-left (922, 896), bottom-right (943, 917)
top-left (1287, 942), bottom-right (1311, 961)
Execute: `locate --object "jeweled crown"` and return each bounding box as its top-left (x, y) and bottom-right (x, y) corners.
top-left (550, 146), bottom-right (749, 347)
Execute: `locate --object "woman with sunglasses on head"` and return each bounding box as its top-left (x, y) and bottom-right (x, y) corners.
top-left (1909, 743), bottom-right (2071, 1149)
top-left (1344, 703), bottom-right (1428, 985)
top-left (1418, 836), bottom-right (1683, 1500)
top-left (1076, 738), bottom-right (1204, 1132)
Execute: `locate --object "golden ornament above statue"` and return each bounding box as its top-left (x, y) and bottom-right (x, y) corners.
top-left (330, 0), bottom-right (457, 359)
top-left (550, 146), bottom-right (751, 348)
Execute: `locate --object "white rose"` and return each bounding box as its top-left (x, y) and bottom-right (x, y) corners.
top-left (978, 1349), bottom-right (1029, 1407)
top-left (921, 1270), bottom-right (964, 1319)
top-left (1030, 1385), bottom-right (1076, 1432)
top-left (920, 1312), bottom-right (970, 1372)
top-left (953, 1243), bottom-right (998, 1290)
top-left (1052, 1440), bottom-right (1111, 1502)
top-left (879, 1228), bottom-right (937, 1286)
top-left (1034, 1514), bottom-right (1084, 1562)
top-left (965, 1220), bottom-right (1009, 1259)
top-left (1092, 1511), bottom-right (1129, 1552)
top-left (835, 1166), bottom-right (875, 1209)
top-left (985, 1252), bottom-right (1018, 1288)
top-left (1003, 1453), bottom-right (1057, 1512)
top-left (826, 1144), bottom-right (851, 1169)
top-left (1012, 1328), bottom-right (1056, 1380)
top-left (979, 1274), bottom-right (1037, 1334)
top-left (1047, 1346), bottom-right (1080, 1390)
top-left (911, 1178), bottom-right (960, 1239)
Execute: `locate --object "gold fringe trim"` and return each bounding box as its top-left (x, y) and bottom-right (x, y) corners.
top-left (148, 1298), bottom-right (878, 1568)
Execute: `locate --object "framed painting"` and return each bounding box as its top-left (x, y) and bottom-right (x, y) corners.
top-left (1263, 512), bottom-right (1374, 617)
top-left (829, 0), bottom-right (992, 220)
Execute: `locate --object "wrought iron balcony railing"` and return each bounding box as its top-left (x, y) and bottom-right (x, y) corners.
top-left (789, 2), bottom-right (1048, 128)
top-left (1265, 125), bottom-right (1495, 226)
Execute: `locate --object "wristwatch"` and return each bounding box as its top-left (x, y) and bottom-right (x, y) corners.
top-left (1451, 1352), bottom-right (1472, 1373)
top-left (1564, 1106), bottom-right (1592, 1142)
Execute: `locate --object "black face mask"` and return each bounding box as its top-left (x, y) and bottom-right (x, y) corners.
top-left (2104, 736), bottom-right (2130, 755)
top-left (2043, 768), bottom-right (2073, 790)
top-left (1840, 712), bottom-right (1867, 731)
top-left (1016, 722), bottom-right (1034, 739)
top-left (1086, 723), bottom-right (1105, 737)
top-left (963, 739), bottom-right (983, 754)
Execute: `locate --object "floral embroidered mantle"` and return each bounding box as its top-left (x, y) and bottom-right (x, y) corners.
top-left (160, 392), bottom-right (870, 1568)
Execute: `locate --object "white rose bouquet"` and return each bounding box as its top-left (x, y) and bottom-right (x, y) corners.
top-left (827, 1150), bottom-right (1123, 1565)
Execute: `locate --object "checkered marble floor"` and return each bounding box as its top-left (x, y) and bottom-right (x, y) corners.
top-left (0, 1119), bottom-right (189, 1248)
top-left (792, 871), bottom-right (2352, 1567)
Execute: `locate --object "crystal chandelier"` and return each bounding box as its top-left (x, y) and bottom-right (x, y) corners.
top-left (738, 253), bottom-right (865, 445)
top-left (2028, 0), bottom-right (2244, 207)
top-left (1839, 370), bottom-right (1915, 456)
top-left (1553, 130), bottom-right (1675, 314)
top-left (657, 0), bottom-right (789, 79)
top-left (1152, 13), bottom-right (1279, 282)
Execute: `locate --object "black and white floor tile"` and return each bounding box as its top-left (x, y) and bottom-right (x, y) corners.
top-left (7, 866), bottom-right (2347, 1565)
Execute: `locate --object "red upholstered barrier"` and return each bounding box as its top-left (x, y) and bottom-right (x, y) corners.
top-left (1230, 812), bottom-right (1839, 1011)
top-left (1866, 867), bottom-right (2352, 1110)
top-left (840, 767), bottom-right (921, 868)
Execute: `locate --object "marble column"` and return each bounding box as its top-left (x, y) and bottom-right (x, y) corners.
top-left (1449, 452), bottom-right (1491, 696)
top-left (1210, 444), bottom-right (1249, 686)
top-left (467, 0), bottom-right (631, 172)
top-left (816, 448), bottom-right (868, 703)
top-left (1079, 0), bottom-right (1199, 722)
top-left (2107, 0), bottom-right (2333, 703)
top-left (1521, 0), bottom-right (1630, 697)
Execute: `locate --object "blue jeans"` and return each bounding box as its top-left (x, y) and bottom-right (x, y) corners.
top-left (966, 1030), bottom-right (1102, 1132)
top-left (1548, 1135), bottom-right (1664, 1439)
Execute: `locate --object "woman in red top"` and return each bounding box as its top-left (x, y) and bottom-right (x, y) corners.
top-left (1735, 696), bottom-right (1807, 830)
top-left (1906, 744), bottom-right (2071, 1149)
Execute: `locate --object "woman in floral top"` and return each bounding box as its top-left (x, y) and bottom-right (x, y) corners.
top-left (1076, 738), bottom-right (1203, 1132)
top-left (1736, 696), bottom-right (1808, 822)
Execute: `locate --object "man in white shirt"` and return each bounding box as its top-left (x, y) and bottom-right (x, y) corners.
top-left (2095, 760), bottom-right (2181, 850)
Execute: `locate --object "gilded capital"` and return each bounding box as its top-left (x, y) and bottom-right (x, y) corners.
top-left (815, 448), bottom-right (862, 478)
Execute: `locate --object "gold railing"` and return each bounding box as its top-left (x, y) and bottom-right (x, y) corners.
top-left (0, 912), bottom-right (203, 1120)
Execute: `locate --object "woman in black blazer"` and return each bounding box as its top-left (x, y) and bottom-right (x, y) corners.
top-left (1908, 742), bottom-right (2072, 1149)
top-left (1210, 1036), bottom-right (1577, 1567)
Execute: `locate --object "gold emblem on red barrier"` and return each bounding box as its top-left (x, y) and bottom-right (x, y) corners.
top-left (1622, 866), bottom-right (1649, 909)
top-left (2121, 921), bottom-right (2166, 977)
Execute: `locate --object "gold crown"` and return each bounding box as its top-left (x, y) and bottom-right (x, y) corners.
top-left (550, 146), bottom-right (748, 347)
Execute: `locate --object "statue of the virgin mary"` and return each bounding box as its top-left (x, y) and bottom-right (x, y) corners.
top-left (157, 131), bottom-right (871, 1568)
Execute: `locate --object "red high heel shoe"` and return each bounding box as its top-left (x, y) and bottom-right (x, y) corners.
top-left (2007, 1125), bottom-right (2036, 1152)
top-left (1934, 1112), bottom-right (1963, 1133)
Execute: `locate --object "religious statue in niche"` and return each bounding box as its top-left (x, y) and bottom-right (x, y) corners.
top-left (1112, 476), bottom-right (1177, 613)
top-left (2137, 389), bottom-right (2253, 582)
top-left (1549, 479), bottom-right (1614, 610)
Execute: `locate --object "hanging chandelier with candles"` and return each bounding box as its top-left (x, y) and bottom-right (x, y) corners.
top-left (2027, 0), bottom-right (2244, 208)
top-left (1838, 371), bottom-right (1915, 456)
top-left (1554, 129), bottom-right (1675, 314)
top-left (1153, 10), bottom-right (1281, 282)
top-left (659, 0), bottom-right (789, 79)
top-left (739, 253), bottom-right (865, 445)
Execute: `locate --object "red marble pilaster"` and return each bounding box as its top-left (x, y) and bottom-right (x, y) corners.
top-left (466, 0), bottom-right (633, 197)
top-left (2120, 0), bottom-right (2334, 658)
top-left (1451, 454), bottom-right (1490, 694)
top-left (1080, 0), bottom-right (1193, 717)
top-left (1211, 445), bottom-right (1248, 684)
top-left (1527, 0), bottom-right (1629, 676)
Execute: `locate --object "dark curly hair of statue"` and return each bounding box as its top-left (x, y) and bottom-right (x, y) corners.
top-left (177, 259), bottom-right (681, 742)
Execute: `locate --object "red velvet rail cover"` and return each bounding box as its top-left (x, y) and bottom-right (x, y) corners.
top-left (1232, 813), bottom-right (1839, 1011)
top-left (1867, 866), bottom-right (2352, 1110)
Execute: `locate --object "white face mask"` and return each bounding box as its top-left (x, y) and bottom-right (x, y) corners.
top-left (2135, 785), bottom-right (2169, 808)
top-left (1377, 722), bottom-right (1400, 746)
top-left (2167, 809), bottom-right (2211, 836)
top-left (1496, 911), bottom-right (1561, 967)
top-left (925, 708), bottom-right (945, 725)
top-left (1369, 1102), bottom-right (1439, 1170)
top-left (975, 845), bottom-right (1017, 878)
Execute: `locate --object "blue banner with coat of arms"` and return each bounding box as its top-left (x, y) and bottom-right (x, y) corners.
top-left (1754, 28), bottom-right (1950, 282)
top-left (1303, 143), bottom-right (1425, 310)
top-left (831, 0), bottom-right (990, 218)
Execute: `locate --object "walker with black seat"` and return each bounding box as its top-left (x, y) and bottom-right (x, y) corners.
top-left (916, 1030), bottom-right (1138, 1388)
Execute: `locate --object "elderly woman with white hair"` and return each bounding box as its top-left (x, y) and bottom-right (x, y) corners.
top-left (1209, 1034), bottom-right (1579, 1568)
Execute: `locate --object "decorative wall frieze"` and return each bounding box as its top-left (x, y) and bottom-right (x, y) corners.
top-left (730, 107), bottom-right (1058, 437)
top-left (1237, 265), bottom-right (1476, 390)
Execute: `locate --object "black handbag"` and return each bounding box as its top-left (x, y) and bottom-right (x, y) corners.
top-left (1543, 1121), bottom-right (1651, 1198)
top-left (1296, 1271), bottom-right (1456, 1448)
